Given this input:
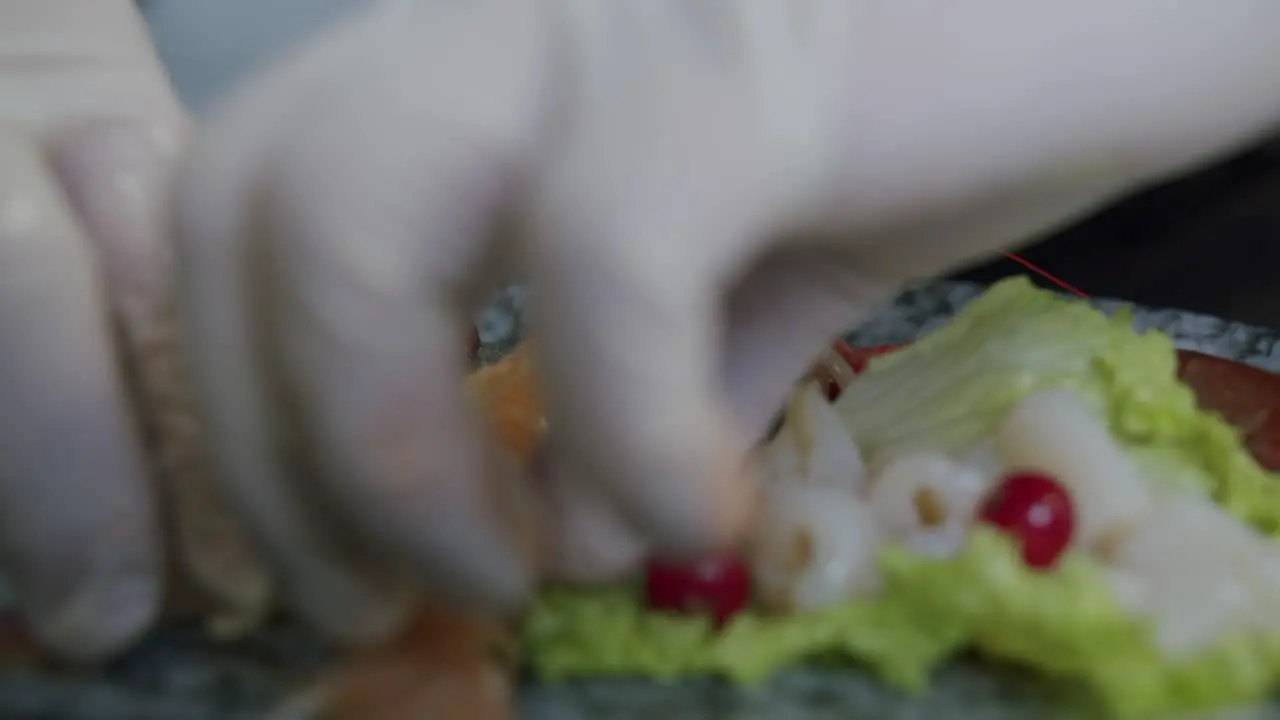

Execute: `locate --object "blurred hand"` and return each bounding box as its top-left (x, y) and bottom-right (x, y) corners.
top-left (0, 0), bottom-right (192, 658)
top-left (173, 0), bottom-right (1280, 642)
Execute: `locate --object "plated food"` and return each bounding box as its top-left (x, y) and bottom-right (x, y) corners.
top-left (280, 277), bottom-right (1280, 720)
top-left (525, 278), bottom-right (1280, 718)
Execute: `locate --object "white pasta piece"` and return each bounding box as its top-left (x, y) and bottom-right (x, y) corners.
top-left (758, 384), bottom-right (867, 494)
top-left (994, 388), bottom-right (1150, 550)
top-left (1112, 494), bottom-right (1270, 656)
top-left (751, 484), bottom-right (883, 613)
top-left (866, 452), bottom-right (993, 558)
top-left (1104, 568), bottom-right (1151, 617)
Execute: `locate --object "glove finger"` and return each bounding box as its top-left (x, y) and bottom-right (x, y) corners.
top-left (53, 119), bottom-right (274, 628)
top-left (527, 153), bottom-right (776, 561)
top-left (175, 0), bottom-right (553, 628)
top-left (538, 449), bottom-right (647, 584)
top-left (532, 233), bottom-right (759, 561)
top-left (49, 121), bottom-right (182, 324)
top-left (0, 126), bottom-right (161, 660)
top-left (720, 248), bottom-right (897, 441)
top-left (256, 85), bottom-right (542, 616)
top-left (172, 52), bottom-right (423, 643)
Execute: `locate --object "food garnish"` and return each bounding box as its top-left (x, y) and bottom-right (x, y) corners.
top-left (643, 555), bottom-right (751, 628)
top-left (978, 471), bottom-right (1075, 569)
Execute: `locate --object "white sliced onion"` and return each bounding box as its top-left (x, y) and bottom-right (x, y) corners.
top-left (994, 388), bottom-right (1150, 550)
top-left (1112, 494), bottom-right (1271, 656)
top-left (751, 484), bottom-right (883, 613)
top-left (866, 452), bottom-right (992, 558)
top-left (758, 384), bottom-right (867, 495)
top-left (1104, 568), bottom-right (1151, 617)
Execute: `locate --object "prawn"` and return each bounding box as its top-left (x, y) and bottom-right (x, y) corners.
top-left (271, 606), bottom-right (518, 720)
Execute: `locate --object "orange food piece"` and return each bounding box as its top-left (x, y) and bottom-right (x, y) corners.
top-left (466, 343), bottom-right (546, 463)
top-left (275, 606), bottom-right (515, 720)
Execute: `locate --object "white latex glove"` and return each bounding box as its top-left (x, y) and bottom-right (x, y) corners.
top-left (0, 0), bottom-right (204, 659)
top-left (173, 0), bottom-right (1280, 642)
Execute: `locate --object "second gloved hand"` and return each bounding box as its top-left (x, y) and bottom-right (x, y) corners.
top-left (0, 0), bottom-right (206, 660)
top-left (172, 0), bottom-right (1280, 642)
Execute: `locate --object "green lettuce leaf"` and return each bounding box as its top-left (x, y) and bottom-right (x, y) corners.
top-left (520, 276), bottom-right (1280, 717)
top-left (524, 578), bottom-right (966, 692)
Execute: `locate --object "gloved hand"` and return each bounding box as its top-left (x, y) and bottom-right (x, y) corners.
top-left (172, 0), bottom-right (1280, 643)
top-left (0, 0), bottom-right (205, 659)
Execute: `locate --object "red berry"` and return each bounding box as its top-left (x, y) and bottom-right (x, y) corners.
top-left (978, 471), bottom-right (1075, 569)
top-left (643, 555), bottom-right (751, 628)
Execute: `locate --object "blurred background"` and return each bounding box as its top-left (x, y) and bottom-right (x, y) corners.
top-left (143, 0), bottom-right (1280, 331)
top-left (949, 144), bottom-right (1280, 330)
